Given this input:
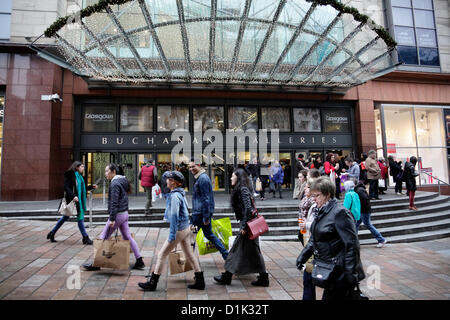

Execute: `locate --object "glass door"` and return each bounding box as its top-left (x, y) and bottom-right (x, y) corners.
top-left (82, 152), bottom-right (115, 197)
top-left (119, 154), bottom-right (137, 195)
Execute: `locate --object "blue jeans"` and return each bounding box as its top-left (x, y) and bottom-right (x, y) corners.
top-left (356, 212), bottom-right (385, 243)
top-left (303, 271), bottom-right (316, 300)
top-left (51, 215), bottom-right (88, 237)
top-left (193, 217), bottom-right (229, 260)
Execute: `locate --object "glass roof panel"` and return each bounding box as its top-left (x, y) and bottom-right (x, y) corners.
top-left (37, 0), bottom-right (399, 88)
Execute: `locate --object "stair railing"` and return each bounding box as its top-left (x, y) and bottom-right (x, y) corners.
top-left (420, 171), bottom-right (450, 196)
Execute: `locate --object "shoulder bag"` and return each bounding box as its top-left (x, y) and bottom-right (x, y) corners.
top-left (246, 196), bottom-right (269, 240)
top-left (58, 193), bottom-right (77, 217)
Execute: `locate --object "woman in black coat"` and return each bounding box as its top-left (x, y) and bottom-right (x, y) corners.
top-left (296, 176), bottom-right (365, 300)
top-left (47, 161), bottom-right (96, 244)
top-left (214, 168), bottom-right (269, 287)
top-left (404, 156), bottom-right (418, 210)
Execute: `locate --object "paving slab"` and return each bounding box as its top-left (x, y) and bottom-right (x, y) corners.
top-left (0, 218), bottom-right (448, 300)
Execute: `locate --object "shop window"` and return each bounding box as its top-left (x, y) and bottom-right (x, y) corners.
top-left (120, 105), bottom-right (153, 132)
top-left (261, 107), bottom-right (291, 132)
top-left (157, 106), bottom-right (189, 132)
top-left (384, 107), bottom-right (417, 147)
top-left (228, 106), bottom-right (258, 131)
top-left (418, 148), bottom-right (448, 185)
top-left (193, 106), bottom-right (224, 132)
top-left (323, 109), bottom-right (350, 133)
top-left (82, 105), bottom-right (117, 132)
top-left (415, 108), bottom-right (445, 147)
top-left (293, 108), bottom-right (321, 132)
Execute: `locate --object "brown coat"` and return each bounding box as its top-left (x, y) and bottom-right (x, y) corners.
top-left (365, 157), bottom-right (381, 180)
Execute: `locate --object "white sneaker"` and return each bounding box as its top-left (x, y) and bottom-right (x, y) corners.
top-left (396, 192), bottom-right (401, 195)
top-left (376, 240), bottom-right (387, 248)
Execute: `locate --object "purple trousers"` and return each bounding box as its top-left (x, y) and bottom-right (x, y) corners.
top-left (99, 212), bottom-right (142, 260)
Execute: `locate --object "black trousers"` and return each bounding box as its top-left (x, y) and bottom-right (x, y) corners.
top-left (369, 179), bottom-right (379, 199)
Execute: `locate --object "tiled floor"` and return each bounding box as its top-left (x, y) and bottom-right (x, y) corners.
top-left (0, 218), bottom-right (449, 300)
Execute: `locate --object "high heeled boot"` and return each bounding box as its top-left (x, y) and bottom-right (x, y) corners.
top-left (138, 273), bottom-right (160, 291)
top-left (213, 271), bottom-right (232, 285)
top-left (188, 271), bottom-right (205, 290)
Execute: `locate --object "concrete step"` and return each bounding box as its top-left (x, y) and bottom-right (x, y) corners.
top-left (369, 200), bottom-right (450, 221)
top-left (359, 228), bottom-right (450, 245)
top-left (358, 218), bottom-right (450, 240)
top-left (260, 228), bottom-right (450, 244)
top-left (371, 194), bottom-right (449, 213)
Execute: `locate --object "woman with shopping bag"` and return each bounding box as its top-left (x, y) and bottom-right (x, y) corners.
top-left (47, 161), bottom-right (97, 244)
top-left (214, 168), bottom-right (269, 287)
top-left (138, 171), bottom-right (204, 291)
top-left (83, 163), bottom-right (145, 271)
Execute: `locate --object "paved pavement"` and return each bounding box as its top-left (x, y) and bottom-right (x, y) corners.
top-left (0, 218), bottom-right (449, 300)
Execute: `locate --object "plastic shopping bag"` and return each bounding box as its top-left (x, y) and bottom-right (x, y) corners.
top-left (153, 184), bottom-right (162, 199)
top-left (196, 217), bottom-right (232, 255)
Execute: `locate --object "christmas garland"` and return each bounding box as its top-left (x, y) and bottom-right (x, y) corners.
top-left (44, 0), bottom-right (396, 48)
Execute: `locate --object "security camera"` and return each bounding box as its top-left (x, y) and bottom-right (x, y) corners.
top-left (41, 94), bottom-right (62, 102)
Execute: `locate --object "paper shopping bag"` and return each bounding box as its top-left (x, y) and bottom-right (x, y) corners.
top-left (196, 217), bottom-right (232, 255)
top-left (93, 237), bottom-right (130, 270)
top-left (168, 250), bottom-right (194, 275)
top-left (116, 233), bottom-right (135, 253)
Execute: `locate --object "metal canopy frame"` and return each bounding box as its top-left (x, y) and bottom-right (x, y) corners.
top-left (34, 0), bottom-right (398, 90)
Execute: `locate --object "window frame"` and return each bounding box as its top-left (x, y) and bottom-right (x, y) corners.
top-left (387, 0), bottom-right (441, 70)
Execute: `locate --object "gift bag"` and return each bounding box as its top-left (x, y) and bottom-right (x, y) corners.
top-left (168, 249), bottom-right (194, 275)
top-left (340, 174), bottom-right (349, 192)
top-left (196, 217), bottom-right (232, 255)
top-left (93, 234), bottom-right (130, 270)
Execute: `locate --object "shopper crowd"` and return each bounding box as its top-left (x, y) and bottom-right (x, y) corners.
top-left (47, 151), bottom-right (418, 300)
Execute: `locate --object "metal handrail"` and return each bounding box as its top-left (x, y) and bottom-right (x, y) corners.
top-left (420, 171), bottom-right (450, 195)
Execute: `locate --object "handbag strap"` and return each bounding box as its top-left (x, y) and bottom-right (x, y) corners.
top-left (250, 196), bottom-right (259, 218)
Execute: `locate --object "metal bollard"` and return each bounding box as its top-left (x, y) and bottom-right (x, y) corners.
top-left (89, 191), bottom-right (93, 229)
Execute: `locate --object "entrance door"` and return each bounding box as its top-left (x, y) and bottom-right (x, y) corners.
top-left (119, 153), bottom-right (137, 195)
top-left (82, 152), bottom-right (115, 197)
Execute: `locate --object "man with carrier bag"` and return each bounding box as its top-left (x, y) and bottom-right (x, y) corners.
top-left (188, 159), bottom-right (229, 261)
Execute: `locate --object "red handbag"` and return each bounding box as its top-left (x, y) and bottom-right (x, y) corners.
top-left (246, 197), bottom-right (269, 240)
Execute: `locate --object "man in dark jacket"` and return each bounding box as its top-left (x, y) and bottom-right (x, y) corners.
top-left (354, 182), bottom-right (387, 248)
top-left (388, 156), bottom-right (404, 195)
top-left (188, 160), bottom-right (229, 260)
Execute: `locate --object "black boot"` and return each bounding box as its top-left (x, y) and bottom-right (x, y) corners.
top-left (82, 263), bottom-right (100, 271)
top-left (251, 272), bottom-right (269, 287)
top-left (188, 271), bottom-right (205, 290)
top-left (138, 273), bottom-right (160, 291)
top-left (133, 257), bottom-right (145, 270)
top-left (214, 271), bottom-right (232, 285)
top-left (82, 235), bottom-right (93, 245)
top-left (47, 231), bottom-right (56, 242)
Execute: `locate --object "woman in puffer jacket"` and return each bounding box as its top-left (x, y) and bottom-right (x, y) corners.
top-left (83, 163), bottom-right (144, 271)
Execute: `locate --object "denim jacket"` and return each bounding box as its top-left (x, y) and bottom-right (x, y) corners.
top-left (164, 188), bottom-right (190, 243)
top-left (191, 172), bottom-right (215, 225)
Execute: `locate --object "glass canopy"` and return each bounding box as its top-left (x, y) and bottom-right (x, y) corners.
top-left (34, 0), bottom-right (399, 89)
